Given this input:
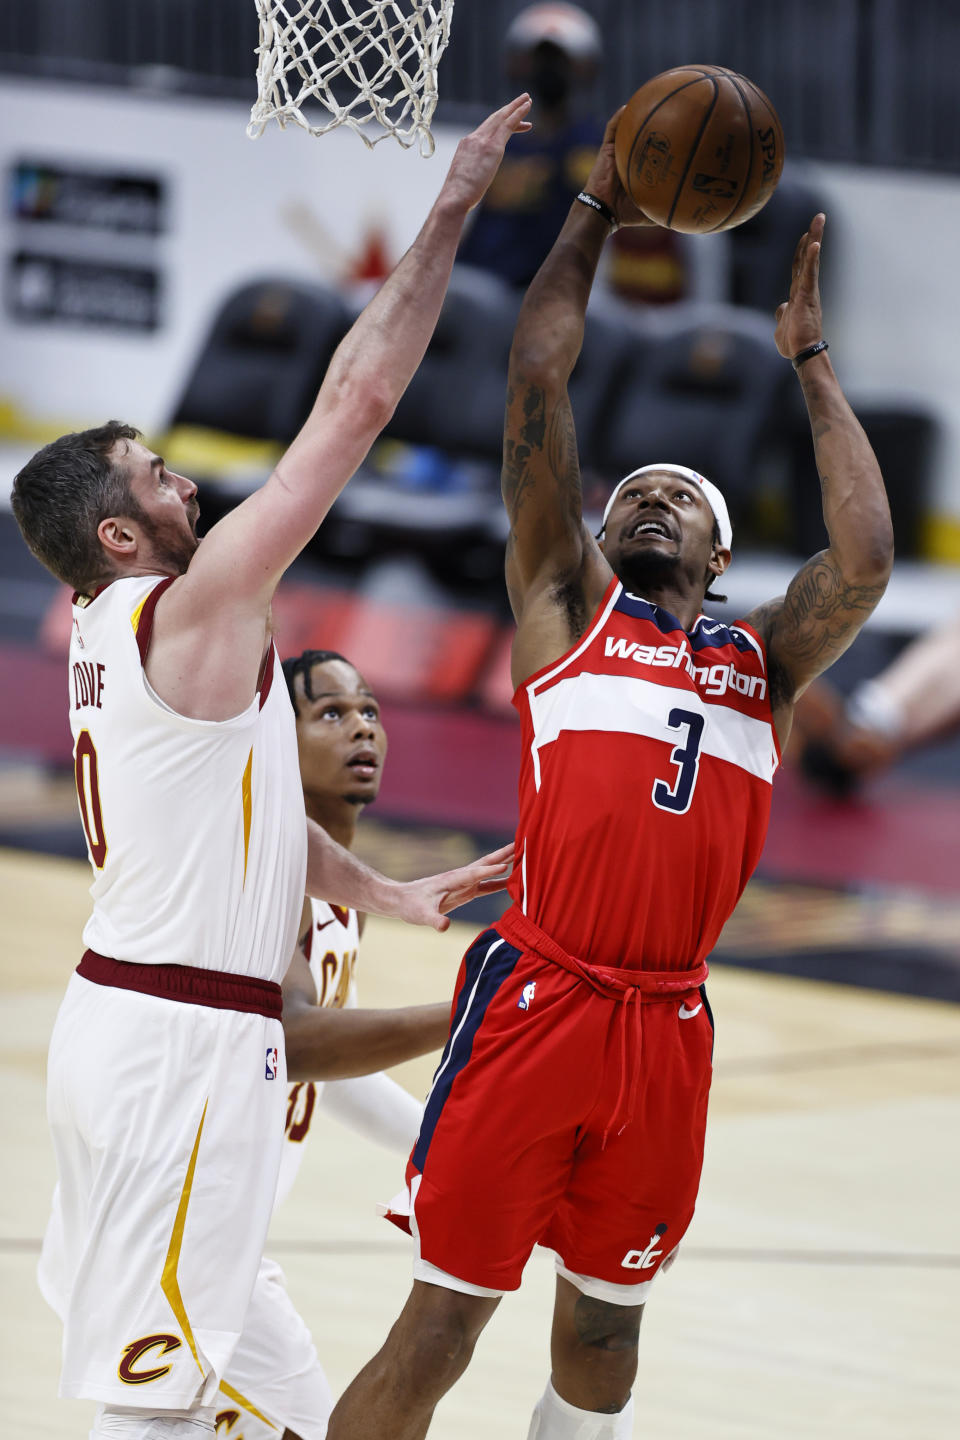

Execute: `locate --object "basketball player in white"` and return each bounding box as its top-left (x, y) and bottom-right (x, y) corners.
top-left (214, 648), bottom-right (450, 1440)
top-left (12, 96), bottom-right (529, 1440)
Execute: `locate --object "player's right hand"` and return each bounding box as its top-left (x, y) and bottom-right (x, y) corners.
top-left (583, 108), bottom-right (658, 230)
top-left (394, 842), bottom-right (516, 932)
top-left (441, 96), bottom-right (533, 215)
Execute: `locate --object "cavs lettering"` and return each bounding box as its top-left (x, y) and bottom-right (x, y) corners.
top-left (304, 903), bottom-right (359, 1011)
top-left (118, 1332), bottom-right (182, 1384)
top-left (273, 899), bottom-right (362, 1205)
top-left (215, 1410), bottom-right (244, 1437)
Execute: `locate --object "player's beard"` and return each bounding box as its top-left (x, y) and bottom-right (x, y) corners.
top-left (614, 545), bottom-right (684, 596)
top-left (137, 504), bottom-right (200, 576)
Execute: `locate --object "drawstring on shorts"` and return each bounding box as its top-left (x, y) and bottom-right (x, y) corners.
top-left (495, 905), bottom-right (708, 1146)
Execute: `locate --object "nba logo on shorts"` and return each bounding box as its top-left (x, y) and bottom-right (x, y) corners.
top-left (517, 981), bottom-right (536, 1011)
top-left (265, 1047), bottom-right (279, 1080)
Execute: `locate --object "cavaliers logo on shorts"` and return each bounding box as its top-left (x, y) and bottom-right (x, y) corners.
top-left (118, 1332), bottom-right (182, 1384)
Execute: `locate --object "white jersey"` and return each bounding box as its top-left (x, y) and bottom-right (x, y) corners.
top-left (277, 898), bottom-right (360, 1207)
top-left (218, 899), bottom-right (425, 1440)
top-left (69, 575), bottom-right (306, 981)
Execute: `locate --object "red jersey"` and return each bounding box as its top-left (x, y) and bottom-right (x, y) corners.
top-left (508, 579), bottom-right (780, 972)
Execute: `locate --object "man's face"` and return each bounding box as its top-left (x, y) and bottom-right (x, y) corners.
top-left (293, 659), bottom-right (387, 806)
top-left (600, 470), bottom-right (723, 596)
top-left (113, 440), bottom-right (200, 575)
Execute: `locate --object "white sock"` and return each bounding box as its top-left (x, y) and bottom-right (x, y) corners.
top-left (527, 1379), bottom-right (634, 1439)
top-left (91, 1405), bottom-right (216, 1440)
top-left (846, 679), bottom-right (904, 740)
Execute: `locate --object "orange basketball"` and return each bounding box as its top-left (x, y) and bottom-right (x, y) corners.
top-left (614, 65), bottom-right (785, 233)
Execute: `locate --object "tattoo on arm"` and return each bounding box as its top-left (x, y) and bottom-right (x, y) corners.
top-left (546, 400), bottom-right (582, 517)
top-left (757, 551), bottom-right (887, 705)
top-left (502, 381), bottom-right (545, 517)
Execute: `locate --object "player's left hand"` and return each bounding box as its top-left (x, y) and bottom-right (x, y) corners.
top-left (774, 213), bottom-right (826, 359)
top-left (583, 108), bottom-right (658, 229)
top-left (395, 843), bottom-right (515, 932)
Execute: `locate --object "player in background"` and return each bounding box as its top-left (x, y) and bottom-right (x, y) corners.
top-left (788, 609), bottom-right (960, 790)
top-left (15, 97), bottom-right (528, 1440)
top-left (326, 111), bottom-right (893, 1440)
top-left (215, 649), bottom-right (449, 1440)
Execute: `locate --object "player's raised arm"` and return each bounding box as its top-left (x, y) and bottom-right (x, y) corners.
top-left (745, 215), bottom-right (894, 742)
top-left (181, 97), bottom-right (532, 610)
top-left (281, 944), bottom-right (449, 1081)
top-left (502, 111), bottom-right (651, 664)
top-left (305, 821), bottom-right (514, 933)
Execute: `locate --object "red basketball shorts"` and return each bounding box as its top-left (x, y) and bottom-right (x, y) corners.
top-left (402, 923), bottom-right (714, 1299)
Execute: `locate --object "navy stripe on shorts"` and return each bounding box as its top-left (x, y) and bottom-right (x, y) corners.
top-left (412, 928), bottom-right (522, 1173)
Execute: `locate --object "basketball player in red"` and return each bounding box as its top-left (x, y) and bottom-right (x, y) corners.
top-left (14, 98), bottom-right (527, 1440)
top-left (327, 111), bottom-right (893, 1439)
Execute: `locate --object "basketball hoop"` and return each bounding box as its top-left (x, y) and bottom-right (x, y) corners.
top-left (247, 0), bottom-right (455, 156)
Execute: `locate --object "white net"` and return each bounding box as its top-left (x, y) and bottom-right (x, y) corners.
top-left (247, 0), bottom-right (455, 155)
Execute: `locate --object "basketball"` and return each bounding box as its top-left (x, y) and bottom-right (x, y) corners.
top-left (614, 65), bottom-right (785, 233)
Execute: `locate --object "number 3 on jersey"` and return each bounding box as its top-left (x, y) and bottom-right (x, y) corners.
top-left (652, 708), bottom-right (704, 815)
top-left (75, 729), bottom-right (108, 867)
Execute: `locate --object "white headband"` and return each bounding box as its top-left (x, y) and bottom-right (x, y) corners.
top-left (600, 464), bottom-right (733, 552)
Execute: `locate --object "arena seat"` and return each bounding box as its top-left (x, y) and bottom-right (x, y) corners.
top-left (167, 277), bottom-right (350, 445)
top-left (727, 165), bottom-right (828, 313)
top-left (784, 399), bottom-right (938, 559)
top-left (591, 303), bottom-right (793, 521)
top-left (382, 264), bottom-right (520, 461)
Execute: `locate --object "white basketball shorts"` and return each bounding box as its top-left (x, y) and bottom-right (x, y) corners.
top-left (213, 1256), bottom-right (332, 1440)
top-left (39, 963), bottom-right (286, 1409)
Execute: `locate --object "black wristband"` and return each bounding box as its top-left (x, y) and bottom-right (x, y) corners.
top-left (792, 340), bottom-right (829, 369)
top-left (576, 191), bottom-right (618, 230)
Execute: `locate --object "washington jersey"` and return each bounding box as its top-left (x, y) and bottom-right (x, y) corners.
top-left (508, 578), bottom-right (779, 972)
top-left (69, 575), bottom-right (306, 982)
top-left (276, 898), bottom-right (360, 1207)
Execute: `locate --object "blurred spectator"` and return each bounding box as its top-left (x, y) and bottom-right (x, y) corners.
top-left (789, 610), bottom-right (960, 791)
top-left (458, 2), bottom-right (691, 303)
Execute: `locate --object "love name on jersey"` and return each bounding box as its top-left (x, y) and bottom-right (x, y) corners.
top-left (72, 659), bottom-right (106, 710)
top-left (603, 635), bottom-right (766, 701)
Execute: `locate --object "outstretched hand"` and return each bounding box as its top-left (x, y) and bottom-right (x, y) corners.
top-left (394, 842), bottom-right (516, 932)
top-left (581, 108), bottom-right (658, 229)
top-left (442, 96), bottom-right (533, 214)
top-left (774, 213), bottom-right (826, 359)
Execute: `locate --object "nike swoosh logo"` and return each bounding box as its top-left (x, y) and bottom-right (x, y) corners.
top-left (678, 1002), bottom-right (702, 1019)
top-left (315, 919), bottom-right (336, 933)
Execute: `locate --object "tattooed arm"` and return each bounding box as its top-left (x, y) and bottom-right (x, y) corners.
top-left (745, 216), bottom-right (894, 744)
top-left (504, 111), bottom-right (651, 682)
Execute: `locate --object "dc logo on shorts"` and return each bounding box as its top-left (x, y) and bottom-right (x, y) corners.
top-left (517, 981), bottom-right (536, 1011)
top-left (265, 1047), bottom-right (279, 1080)
top-left (621, 1223), bottom-right (668, 1270)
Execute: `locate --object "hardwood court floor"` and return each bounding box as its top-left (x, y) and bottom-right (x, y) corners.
top-left (2, 848), bottom-right (959, 1439)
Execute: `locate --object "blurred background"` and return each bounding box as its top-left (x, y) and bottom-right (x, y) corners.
top-left (2, 5), bottom-right (960, 1437)
top-left (1, 0), bottom-right (959, 997)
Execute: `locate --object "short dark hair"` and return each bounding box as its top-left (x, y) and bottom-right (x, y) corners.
top-left (282, 649), bottom-right (351, 715)
top-left (10, 420), bottom-right (145, 591)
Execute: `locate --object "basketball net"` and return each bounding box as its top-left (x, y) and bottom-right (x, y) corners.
top-left (247, 0), bottom-right (455, 155)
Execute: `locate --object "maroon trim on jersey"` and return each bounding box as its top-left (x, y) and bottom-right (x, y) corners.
top-left (72, 580), bottom-right (115, 607)
top-left (77, 949), bottom-right (282, 1019)
top-left (135, 577), bottom-right (176, 665)
top-left (496, 904), bottom-right (707, 996)
top-left (258, 644), bottom-right (276, 710)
